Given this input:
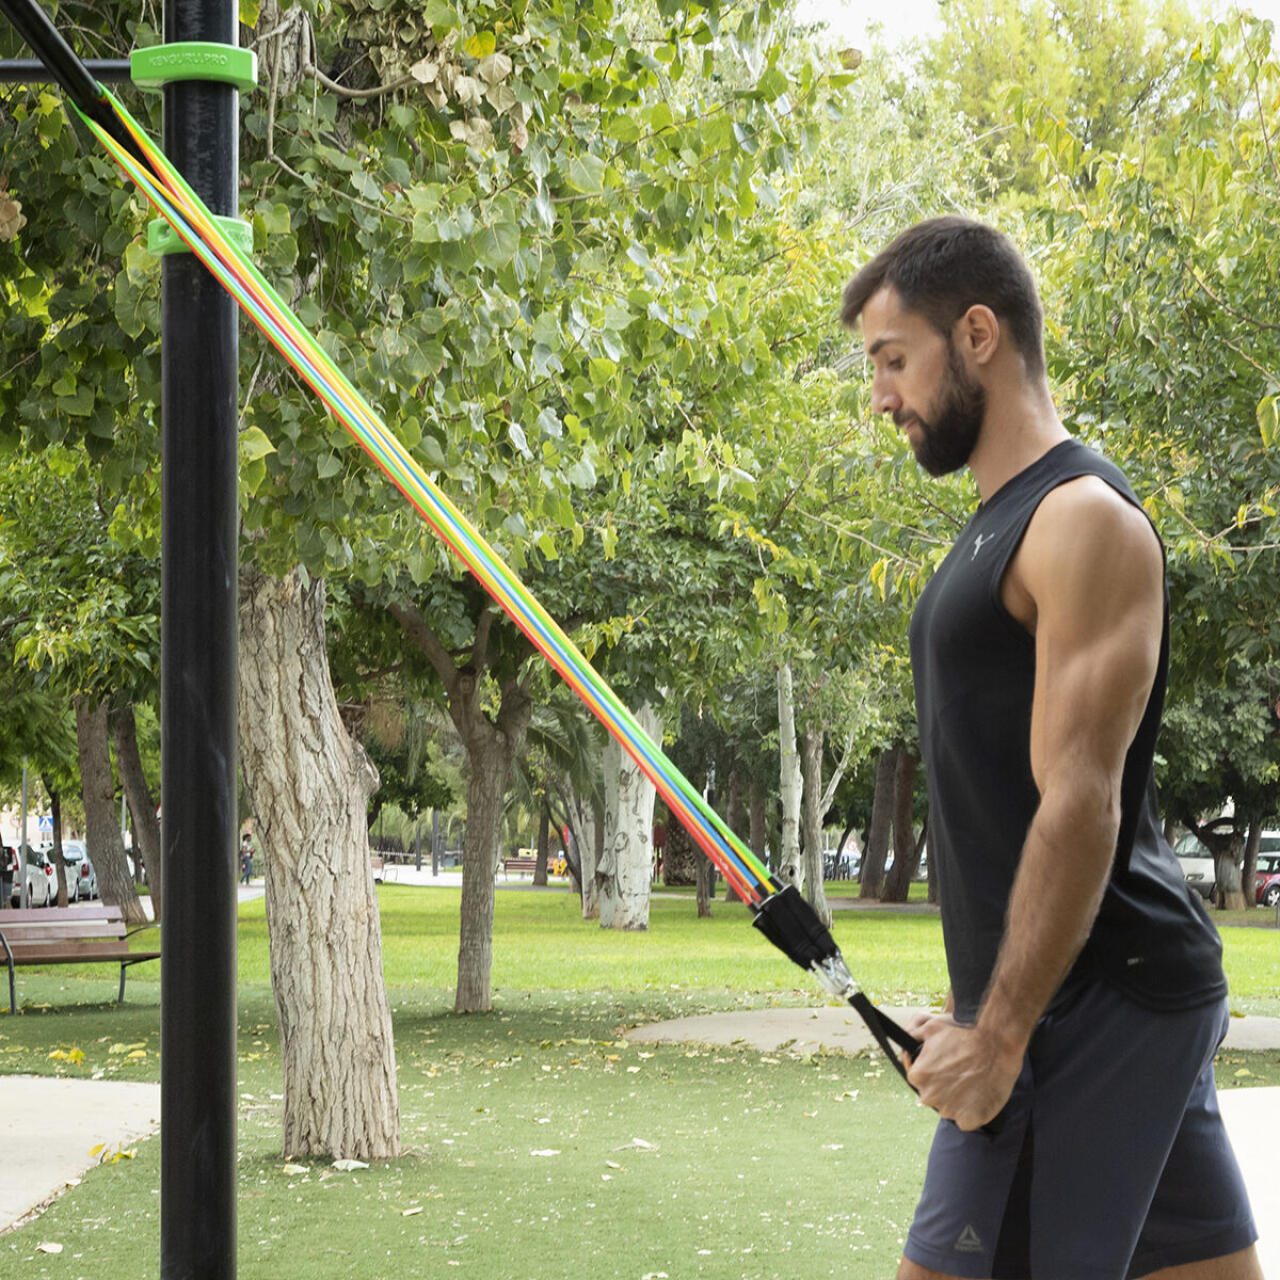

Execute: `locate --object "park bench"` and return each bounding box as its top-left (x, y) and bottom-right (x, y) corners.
top-left (501, 855), bottom-right (539, 879)
top-left (0, 905), bottom-right (161, 1014)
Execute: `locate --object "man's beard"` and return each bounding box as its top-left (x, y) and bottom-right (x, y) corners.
top-left (898, 343), bottom-right (986, 477)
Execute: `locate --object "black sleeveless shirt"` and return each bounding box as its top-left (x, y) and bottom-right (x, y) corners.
top-left (909, 439), bottom-right (1226, 1023)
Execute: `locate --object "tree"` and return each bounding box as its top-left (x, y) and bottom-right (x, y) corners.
top-left (238, 566), bottom-right (399, 1157)
top-left (923, 0), bottom-right (1198, 193)
top-left (1021, 12), bottom-right (1280, 903)
top-left (0, 449), bottom-right (157, 923)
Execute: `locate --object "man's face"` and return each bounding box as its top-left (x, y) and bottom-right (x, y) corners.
top-left (861, 288), bottom-right (986, 477)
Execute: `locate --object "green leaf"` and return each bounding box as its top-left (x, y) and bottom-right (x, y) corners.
top-left (463, 30), bottom-right (496, 59)
top-left (567, 154), bottom-right (606, 195)
top-left (239, 426), bottom-right (277, 463)
top-left (475, 220), bottom-right (520, 267)
top-left (1259, 396), bottom-right (1277, 449)
top-left (756, 66), bottom-right (789, 103)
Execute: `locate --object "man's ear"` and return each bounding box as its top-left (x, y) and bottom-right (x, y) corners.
top-left (955, 304), bottom-right (1000, 366)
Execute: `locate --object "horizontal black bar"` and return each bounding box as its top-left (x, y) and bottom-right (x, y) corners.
top-left (0, 0), bottom-right (101, 106)
top-left (0, 57), bottom-right (132, 83)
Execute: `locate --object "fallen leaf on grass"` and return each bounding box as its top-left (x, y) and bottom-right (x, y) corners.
top-left (402, 1206), bottom-right (423, 1217)
top-left (282, 1163), bottom-right (308, 1175)
top-left (529, 1149), bottom-right (560, 1157)
top-left (332, 1159), bottom-right (369, 1172)
top-left (36, 1242), bottom-right (62, 1254)
top-left (89, 1143), bottom-right (136, 1165)
top-left (612, 1137), bottom-right (655, 1152)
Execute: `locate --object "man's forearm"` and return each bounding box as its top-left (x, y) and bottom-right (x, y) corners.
top-left (976, 780), bottom-right (1117, 1054)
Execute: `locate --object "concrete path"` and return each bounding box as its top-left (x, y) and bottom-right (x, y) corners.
top-left (627, 1003), bottom-right (1280, 1055)
top-left (0, 1077), bottom-right (160, 1234)
top-left (629, 1006), bottom-right (1280, 1275)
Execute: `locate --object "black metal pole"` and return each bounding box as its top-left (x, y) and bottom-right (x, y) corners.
top-left (0, 58), bottom-right (132, 83)
top-left (159, 0), bottom-right (239, 1274)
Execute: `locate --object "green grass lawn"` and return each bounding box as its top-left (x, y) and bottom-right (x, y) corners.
top-left (1, 883), bottom-right (1277, 1277)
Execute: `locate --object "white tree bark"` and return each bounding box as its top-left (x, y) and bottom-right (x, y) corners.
top-left (800, 727), bottom-right (831, 926)
top-left (776, 663), bottom-right (803, 889)
top-left (573, 786), bottom-right (602, 920)
top-left (598, 702), bottom-right (662, 931)
top-left (238, 567), bottom-right (400, 1159)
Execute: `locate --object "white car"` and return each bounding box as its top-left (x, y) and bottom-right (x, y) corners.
top-left (1173, 833), bottom-right (1216, 900)
top-left (8, 847), bottom-right (59, 907)
top-left (57, 840), bottom-right (98, 901)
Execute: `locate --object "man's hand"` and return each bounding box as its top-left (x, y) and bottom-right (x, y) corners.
top-left (903, 1015), bottom-right (1022, 1132)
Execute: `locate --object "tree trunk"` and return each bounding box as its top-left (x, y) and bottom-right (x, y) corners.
top-left (663, 818), bottom-right (698, 886)
top-left (455, 733), bottom-right (512, 1011)
top-left (571, 785), bottom-right (602, 918)
top-left (799, 727), bottom-right (831, 927)
top-left (859, 747), bottom-right (896, 901)
top-left (388, 599), bottom-right (533, 1011)
top-left (47, 786), bottom-right (69, 907)
top-left (533, 806), bottom-right (550, 887)
top-left (112, 703), bottom-right (164, 921)
top-left (696, 852), bottom-right (716, 918)
top-left (239, 567), bottom-right (399, 1159)
top-left (882, 748), bottom-right (920, 903)
top-left (599, 702), bottom-right (662, 931)
top-left (1213, 847), bottom-right (1246, 910)
top-left (776, 663), bottom-right (802, 888)
top-left (75, 696), bottom-right (146, 925)
top-left (1241, 813), bottom-right (1262, 911)
top-left (748, 775), bottom-right (767, 866)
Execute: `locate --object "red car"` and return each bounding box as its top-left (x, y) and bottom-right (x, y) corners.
top-left (1255, 848), bottom-right (1280, 909)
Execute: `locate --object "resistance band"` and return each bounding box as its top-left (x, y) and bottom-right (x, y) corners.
top-left (2, 0), bottom-right (931, 1097)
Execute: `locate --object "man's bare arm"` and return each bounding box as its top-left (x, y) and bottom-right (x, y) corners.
top-left (908, 477), bottom-right (1164, 1128)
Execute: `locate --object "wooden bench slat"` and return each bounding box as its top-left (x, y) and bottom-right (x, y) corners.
top-left (1, 906), bottom-right (126, 923)
top-left (0, 921), bottom-right (129, 942)
top-left (7, 941), bottom-right (160, 963)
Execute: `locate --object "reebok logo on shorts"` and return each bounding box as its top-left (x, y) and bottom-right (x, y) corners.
top-left (954, 1225), bottom-right (985, 1254)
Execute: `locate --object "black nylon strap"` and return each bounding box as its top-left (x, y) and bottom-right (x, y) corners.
top-left (847, 992), bottom-right (1006, 1136)
top-left (848, 991), bottom-right (921, 1088)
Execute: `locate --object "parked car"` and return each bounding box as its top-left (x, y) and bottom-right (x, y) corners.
top-left (1, 844), bottom-right (16, 903)
top-left (1254, 841), bottom-right (1280, 908)
top-left (8, 846), bottom-right (59, 908)
top-left (1173, 833), bottom-right (1216, 899)
top-left (58, 840), bottom-right (97, 901)
top-left (1258, 870), bottom-right (1280, 909)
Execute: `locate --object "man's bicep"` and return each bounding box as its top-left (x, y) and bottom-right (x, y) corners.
top-left (1024, 486), bottom-right (1164, 791)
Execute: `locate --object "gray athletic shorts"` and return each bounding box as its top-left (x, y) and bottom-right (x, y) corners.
top-left (902, 982), bottom-right (1257, 1279)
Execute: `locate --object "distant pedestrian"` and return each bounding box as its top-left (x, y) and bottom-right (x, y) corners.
top-left (239, 835), bottom-right (253, 885)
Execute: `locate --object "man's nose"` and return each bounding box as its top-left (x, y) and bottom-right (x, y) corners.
top-left (870, 374), bottom-right (901, 416)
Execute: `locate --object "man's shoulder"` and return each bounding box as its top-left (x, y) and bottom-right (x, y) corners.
top-left (1030, 472), bottom-right (1158, 559)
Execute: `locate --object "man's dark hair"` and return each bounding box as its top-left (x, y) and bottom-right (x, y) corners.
top-left (842, 216), bottom-right (1045, 375)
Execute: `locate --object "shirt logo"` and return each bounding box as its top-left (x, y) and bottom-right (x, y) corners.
top-left (970, 533), bottom-right (993, 560)
top-left (954, 1224), bottom-right (985, 1254)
